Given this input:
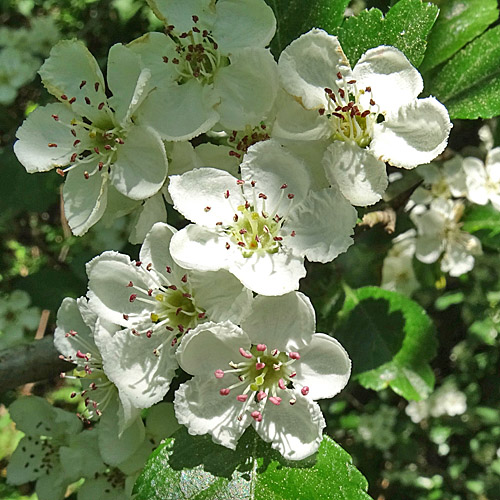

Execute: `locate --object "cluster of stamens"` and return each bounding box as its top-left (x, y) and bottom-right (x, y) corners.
top-left (213, 179), bottom-right (297, 258)
top-left (215, 344), bottom-right (309, 422)
top-left (319, 71), bottom-right (380, 147)
top-left (47, 81), bottom-right (126, 180)
top-left (163, 15), bottom-right (223, 85)
top-left (126, 261), bottom-right (206, 354)
top-left (227, 123), bottom-right (271, 159)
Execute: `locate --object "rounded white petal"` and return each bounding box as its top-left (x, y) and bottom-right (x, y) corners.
top-left (169, 167), bottom-right (243, 226)
top-left (415, 236), bottom-right (443, 264)
top-left (214, 47), bottom-right (278, 130)
top-left (294, 334), bottom-right (351, 400)
top-left (353, 45), bottom-right (423, 114)
top-left (371, 97), bottom-right (452, 169)
top-left (139, 80), bottom-right (219, 141)
top-left (86, 251), bottom-right (155, 327)
top-left (240, 140), bottom-right (311, 208)
top-left (323, 141), bottom-right (388, 206)
top-left (278, 28), bottom-right (351, 109)
top-left (241, 292), bottom-right (315, 351)
top-left (14, 103), bottom-right (79, 173)
top-left (442, 240), bottom-right (476, 277)
top-left (147, 0), bottom-right (216, 33)
top-left (176, 320), bottom-right (250, 376)
top-left (95, 323), bottom-right (177, 408)
top-left (63, 165), bottom-right (108, 236)
top-left (174, 377), bottom-right (251, 450)
top-left (284, 187), bottom-right (357, 263)
top-left (486, 147), bottom-right (500, 183)
top-left (169, 224), bottom-right (236, 272)
top-left (462, 157), bottom-right (487, 205)
top-left (188, 269), bottom-right (253, 324)
top-left (229, 250), bottom-right (306, 296)
top-left (110, 125), bottom-right (167, 200)
top-left (254, 392), bottom-right (325, 460)
top-left (212, 0), bottom-right (276, 52)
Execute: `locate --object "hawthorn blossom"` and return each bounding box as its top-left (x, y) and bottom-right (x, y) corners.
top-left (274, 29), bottom-right (451, 206)
top-left (411, 199), bottom-right (482, 277)
top-left (14, 40), bottom-right (168, 235)
top-left (129, 0), bottom-right (278, 140)
top-left (86, 222), bottom-right (252, 409)
top-left (174, 293), bottom-right (351, 460)
top-left (168, 140), bottom-right (357, 295)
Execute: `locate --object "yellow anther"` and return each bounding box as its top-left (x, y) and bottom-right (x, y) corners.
top-left (150, 313), bottom-right (159, 322)
top-left (255, 374), bottom-right (265, 386)
top-left (155, 294), bottom-right (164, 302)
top-left (251, 212), bottom-right (260, 220)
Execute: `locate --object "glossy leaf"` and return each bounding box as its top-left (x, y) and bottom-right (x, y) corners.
top-left (462, 203), bottom-right (500, 249)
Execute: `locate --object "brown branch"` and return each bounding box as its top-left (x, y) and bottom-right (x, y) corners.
top-left (0, 336), bottom-right (73, 394)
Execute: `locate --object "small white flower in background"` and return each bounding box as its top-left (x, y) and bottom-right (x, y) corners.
top-left (168, 140), bottom-right (357, 296)
top-left (381, 229), bottom-right (419, 296)
top-left (462, 147), bottom-right (500, 211)
top-left (86, 222), bottom-right (252, 410)
top-left (129, 0), bottom-right (278, 140)
top-left (274, 28), bottom-right (451, 206)
top-left (411, 198), bottom-right (482, 277)
top-left (0, 48), bottom-right (39, 105)
top-left (174, 292), bottom-right (351, 460)
top-left (14, 40), bottom-right (168, 235)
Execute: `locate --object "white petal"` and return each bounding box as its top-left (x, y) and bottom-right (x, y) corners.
top-left (294, 334), bottom-right (351, 400)
top-left (371, 97), bottom-right (452, 169)
top-left (139, 80), bottom-right (219, 141)
top-left (353, 45), bottom-right (423, 114)
top-left (174, 377), bottom-right (251, 450)
top-left (229, 250), bottom-right (306, 296)
top-left (443, 156), bottom-right (467, 197)
top-left (63, 165), bottom-right (108, 236)
top-left (110, 125), bottom-right (167, 200)
top-left (214, 47), bottom-right (278, 130)
top-left (254, 392), bottom-right (325, 460)
top-left (129, 193), bottom-right (168, 245)
top-left (462, 157), bottom-right (488, 205)
top-left (39, 40), bottom-right (108, 125)
top-left (169, 167), bottom-right (243, 226)
top-left (323, 141), bottom-right (388, 206)
top-left (176, 320), bottom-right (250, 376)
top-left (241, 292), bottom-right (315, 351)
top-left (95, 323), bottom-right (177, 408)
top-left (284, 187), bottom-right (357, 263)
top-left (169, 224), bottom-right (236, 272)
top-left (212, 0), bottom-right (276, 52)
top-left (188, 269), bottom-right (253, 324)
top-left (14, 103), bottom-right (79, 173)
top-left (415, 236), bottom-right (443, 264)
top-left (86, 251), bottom-right (154, 327)
top-left (240, 140), bottom-right (311, 208)
top-left (278, 28), bottom-right (350, 109)
top-left (486, 147), bottom-right (500, 183)
top-left (147, 0), bottom-right (216, 33)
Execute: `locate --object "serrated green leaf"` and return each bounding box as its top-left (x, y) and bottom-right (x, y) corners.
top-left (134, 428), bottom-right (372, 500)
top-left (462, 203), bottom-right (500, 249)
top-left (337, 0), bottom-right (439, 66)
top-left (265, 0), bottom-right (350, 56)
top-left (420, 0), bottom-right (498, 73)
top-left (334, 286), bottom-right (437, 400)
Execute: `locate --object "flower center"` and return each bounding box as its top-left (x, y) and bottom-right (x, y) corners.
top-left (318, 71), bottom-right (381, 148)
top-left (227, 123), bottom-right (271, 159)
top-left (215, 343), bottom-right (310, 422)
top-left (163, 16), bottom-right (227, 85)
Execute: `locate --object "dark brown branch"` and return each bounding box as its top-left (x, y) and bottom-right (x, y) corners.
top-left (0, 336), bottom-right (72, 393)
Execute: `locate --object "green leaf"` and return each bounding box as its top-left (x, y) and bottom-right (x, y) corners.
top-left (427, 25), bottom-right (500, 119)
top-left (420, 0), bottom-right (498, 73)
top-left (134, 428), bottom-right (372, 500)
top-left (462, 203), bottom-right (500, 249)
top-left (265, 0), bottom-right (350, 56)
top-left (334, 286), bottom-right (437, 400)
top-left (337, 0), bottom-right (439, 67)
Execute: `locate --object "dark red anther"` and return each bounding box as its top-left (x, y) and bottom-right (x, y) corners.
top-left (94, 147), bottom-right (100, 154)
top-left (169, 285), bottom-right (177, 290)
top-left (162, 56), bottom-right (169, 63)
top-left (148, 289), bottom-right (153, 296)
top-left (123, 314), bottom-right (129, 320)
top-left (166, 266), bottom-right (172, 273)
top-left (192, 15), bottom-right (199, 22)
top-left (332, 112), bottom-right (344, 119)
top-left (115, 138), bottom-right (125, 144)
top-left (127, 281), bottom-right (133, 287)
top-left (204, 206), bottom-right (211, 212)
top-left (336, 72), bottom-right (342, 79)
top-left (233, 214), bottom-right (239, 222)
top-left (104, 145), bottom-right (112, 150)
top-left (229, 150), bottom-right (241, 158)
top-left (129, 294), bottom-right (137, 302)
top-left (71, 129), bottom-right (77, 136)
top-left (258, 193), bottom-right (267, 199)
top-left (60, 94), bottom-right (68, 100)
top-left (237, 241), bottom-right (246, 247)
top-left (370, 98), bottom-right (376, 106)
top-left (70, 153), bottom-right (78, 162)
top-left (146, 330), bottom-right (153, 338)
top-left (288, 193), bottom-right (295, 199)
top-left (324, 87), bottom-right (333, 94)
top-left (48, 143), bottom-right (57, 148)
top-left (85, 97), bottom-right (91, 105)
top-left (224, 189), bottom-right (230, 199)
top-left (198, 312), bottom-right (206, 319)
top-left (202, 29), bottom-right (209, 37)
top-left (348, 79), bottom-right (356, 84)
top-left (135, 261), bottom-right (142, 266)
top-left (172, 58), bottom-right (179, 64)
top-left (147, 263), bottom-right (152, 271)
top-left (273, 236), bottom-right (283, 241)
top-left (225, 242), bottom-right (231, 249)
top-left (84, 171), bottom-right (90, 179)
top-left (56, 168), bottom-right (65, 177)
top-left (51, 114), bottom-right (59, 121)
top-left (79, 80), bottom-right (87, 89)
top-left (98, 162), bottom-right (104, 170)
top-left (94, 82), bottom-right (100, 92)
top-left (338, 88), bottom-right (345, 98)
top-left (318, 108), bottom-right (325, 115)
top-left (166, 326), bottom-right (174, 331)
top-left (291, 230), bottom-right (296, 237)
top-left (361, 110), bottom-right (370, 118)
top-left (69, 97), bottom-right (76, 104)
top-left (98, 102), bottom-right (105, 110)
top-left (251, 180), bottom-right (256, 187)
top-left (179, 32), bottom-right (188, 38)
top-left (182, 293), bottom-right (192, 298)
top-left (365, 86), bottom-right (371, 92)
top-left (181, 274), bottom-right (188, 283)
top-left (193, 26), bottom-right (200, 33)
top-left (178, 324), bottom-right (185, 333)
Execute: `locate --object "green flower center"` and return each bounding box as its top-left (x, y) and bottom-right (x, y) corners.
top-left (151, 286), bottom-right (202, 331)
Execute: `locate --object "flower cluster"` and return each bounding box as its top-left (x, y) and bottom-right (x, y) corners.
top-left (11, 0), bottom-right (454, 472)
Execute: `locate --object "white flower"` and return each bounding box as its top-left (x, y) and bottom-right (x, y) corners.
top-left (462, 148), bottom-right (500, 210)
top-left (174, 293), bottom-right (351, 460)
top-left (168, 140), bottom-right (357, 295)
top-left (429, 385), bottom-right (467, 418)
top-left (14, 40), bottom-right (168, 235)
top-left (86, 222), bottom-right (252, 409)
top-left (381, 229), bottom-right (419, 296)
top-left (274, 29), bottom-right (452, 206)
top-left (411, 198), bottom-right (482, 277)
top-left (129, 0), bottom-right (278, 140)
